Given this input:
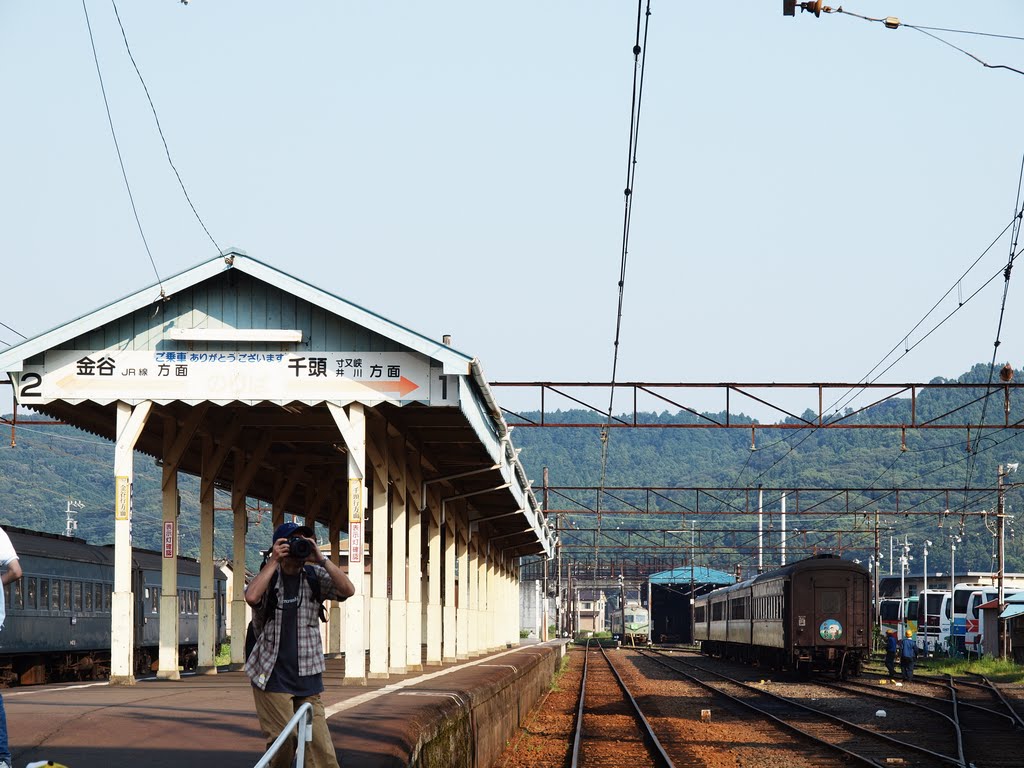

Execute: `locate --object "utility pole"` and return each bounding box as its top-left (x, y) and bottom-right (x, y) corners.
top-left (899, 538), bottom-right (911, 638)
top-left (998, 464), bottom-right (1008, 658)
top-left (923, 539), bottom-right (931, 657)
top-left (690, 520), bottom-right (696, 645)
top-left (757, 485), bottom-right (764, 574)
top-left (781, 492), bottom-right (787, 566)
top-left (873, 510), bottom-right (881, 640)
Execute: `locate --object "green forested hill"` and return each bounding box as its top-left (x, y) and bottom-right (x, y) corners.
top-left (2, 363), bottom-right (1023, 574)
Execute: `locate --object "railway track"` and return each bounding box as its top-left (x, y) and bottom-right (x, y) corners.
top-left (570, 641), bottom-right (674, 768)
top-left (945, 675), bottom-right (1024, 768)
top-left (640, 649), bottom-right (960, 767)
top-left (851, 671), bottom-right (1024, 766)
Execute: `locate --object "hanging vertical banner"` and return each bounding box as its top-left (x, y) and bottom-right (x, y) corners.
top-left (348, 478), bottom-right (362, 523)
top-left (115, 476), bottom-right (130, 520)
top-left (163, 521), bottom-right (175, 558)
top-left (349, 521), bottom-right (363, 563)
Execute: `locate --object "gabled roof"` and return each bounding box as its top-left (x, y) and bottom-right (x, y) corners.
top-left (0, 251), bottom-right (472, 375)
top-left (0, 250), bottom-right (554, 558)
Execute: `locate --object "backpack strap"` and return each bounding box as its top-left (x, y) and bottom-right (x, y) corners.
top-left (302, 564), bottom-right (328, 623)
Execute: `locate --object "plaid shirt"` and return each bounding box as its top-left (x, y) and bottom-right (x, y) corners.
top-left (244, 564), bottom-right (343, 690)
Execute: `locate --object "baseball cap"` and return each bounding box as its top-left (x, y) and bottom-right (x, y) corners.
top-left (273, 521), bottom-right (314, 543)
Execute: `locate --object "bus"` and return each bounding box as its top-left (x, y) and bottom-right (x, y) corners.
top-left (951, 583), bottom-right (988, 655)
top-left (965, 587), bottom-right (1021, 656)
top-left (879, 595), bottom-right (918, 639)
top-left (915, 589), bottom-right (950, 654)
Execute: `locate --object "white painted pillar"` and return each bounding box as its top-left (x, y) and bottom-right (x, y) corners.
top-left (230, 457), bottom-right (248, 668)
top-left (198, 434), bottom-right (217, 674)
top-left (369, 469), bottom-right (389, 678)
top-left (406, 488), bottom-right (422, 672)
top-left (329, 403), bottom-right (367, 685)
top-left (327, 502), bottom-right (343, 658)
top-left (389, 446), bottom-right (408, 675)
top-left (426, 502), bottom-right (442, 665)
top-left (470, 530), bottom-right (482, 654)
top-left (505, 559), bottom-right (517, 646)
top-left (456, 521), bottom-right (469, 660)
top-left (157, 423), bottom-right (180, 680)
top-left (486, 544), bottom-right (496, 650)
top-left (111, 400), bottom-right (151, 685)
top-left (443, 513), bottom-right (457, 663)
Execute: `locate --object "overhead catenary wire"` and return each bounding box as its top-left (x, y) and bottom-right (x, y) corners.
top-left (833, 8), bottom-right (1024, 77)
top-left (598, 0), bottom-right (653, 565)
top-left (110, 1), bottom-right (221, 255)
top-left (960, 154), bottom-right (1024, 516)
top-left (81, 0), bottom-right (164, 295)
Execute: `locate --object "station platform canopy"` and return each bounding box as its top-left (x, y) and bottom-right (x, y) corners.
top-left (0, 251), bottom-right (553, 560)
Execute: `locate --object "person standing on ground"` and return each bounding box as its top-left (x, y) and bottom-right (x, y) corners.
top-left (0, 527), bottom-right (23, 768)
top-left (245, 522), bottom-right (356, 768)
top-left (900, 630), bottom-right (916, 682)
top-left (884, 629), bottom-right (898, 678)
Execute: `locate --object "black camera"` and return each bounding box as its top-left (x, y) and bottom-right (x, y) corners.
top-left (287, 536), bottom-right (313, 560)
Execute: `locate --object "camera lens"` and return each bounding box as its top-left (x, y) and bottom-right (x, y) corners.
top-left (288, 536), bottom-right (312, 559)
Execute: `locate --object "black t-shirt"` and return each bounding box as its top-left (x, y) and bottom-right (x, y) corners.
top-left (265, 572), bottom-right (323, 696)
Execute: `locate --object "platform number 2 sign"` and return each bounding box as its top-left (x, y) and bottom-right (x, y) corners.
top-left (16, 372), bottom-right (42, 400)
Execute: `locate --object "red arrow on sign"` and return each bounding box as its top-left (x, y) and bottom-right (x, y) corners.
top-left (362, 376), bottom-right (420, 397)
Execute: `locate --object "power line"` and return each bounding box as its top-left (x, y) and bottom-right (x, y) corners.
top-left (598, 0), bottom-right (653, 559)
top-left (110, 1), bottom-right (221, 255)
top-left (81, 0), bottom-right (164, 294)
top-left (0, 322), bottom-right (26, 340)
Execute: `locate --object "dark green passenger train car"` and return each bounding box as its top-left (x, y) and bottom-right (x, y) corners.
top-left (0, 527), bottom-right (226, 684)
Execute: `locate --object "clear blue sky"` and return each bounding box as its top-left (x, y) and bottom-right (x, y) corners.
top-left (2, 2), bottom-right (1023, 421)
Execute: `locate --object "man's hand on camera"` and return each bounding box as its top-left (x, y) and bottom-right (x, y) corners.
top-left (269, 537), bottom-right (290, 562)
top-left (304, 537), bottom-right (327, 566)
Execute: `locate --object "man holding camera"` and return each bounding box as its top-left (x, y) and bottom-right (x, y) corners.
top-left (245, 522), bottom-right (356, 768)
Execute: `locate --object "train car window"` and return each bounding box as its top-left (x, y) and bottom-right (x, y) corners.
top-left (694, 605), bottom-right (706, 623)
top-left (817, 589), bottom-right (843, 615)
top-left (26, 578), bottom-right (36, 610)
top-left (41, 579), bottom-right (50, 613)
top-left (179, 592), bottom-right (185, 613)
top-left (84, 583), bottom-right (93, 612)
top-left (712, 601), bottom-right (724, 621)
top-left (62, 580), bottom-right (72, 611)
top-left (730, 596), bottom-right (748, 620)
top-left (73, 582), bottom-right (83, 612)
top-left (52, 581), bottom-right (61, 612)
top-left (12, 579), bottom-right (23, 611)
top-left (152, 588), bottom-right (159, 614)
top-left (95, 585), bottom-right (102, 612)
top-left (104, 584), bottom-right (112, 612)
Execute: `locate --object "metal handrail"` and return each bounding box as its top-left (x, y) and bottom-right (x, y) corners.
top-left (253, 701), bottom-right (313, 768)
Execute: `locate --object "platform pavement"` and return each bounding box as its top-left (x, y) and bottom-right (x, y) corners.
top-left (6, 639), bottom-right (566, 768)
